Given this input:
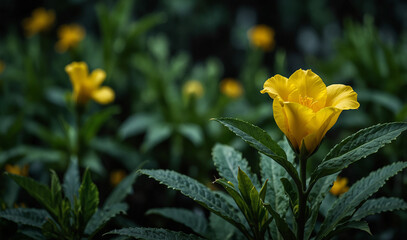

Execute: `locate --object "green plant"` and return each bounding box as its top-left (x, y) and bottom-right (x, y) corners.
top-left (0, 159), bottom-right (138, 239)
top-left (108, 118), bottom-right (407, 239)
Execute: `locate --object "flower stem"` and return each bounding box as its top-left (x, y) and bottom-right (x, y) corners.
top-left (297, 155), bottom-right (308, 240)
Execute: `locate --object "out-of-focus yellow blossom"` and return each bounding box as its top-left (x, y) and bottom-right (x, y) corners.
top-left (220, 78), bottom-right (243, 98)
top-left (330, 177), bottom-right (350, 196)
top-left (4, 164), bottom-right (29, 176)
top-left (183, 80), bottom-right (204, 98)
top-left (110, 170), bottom-right (127, 187)
top-left (248, 25), bottom-right (275, 51)
top-left (0, 61), bottom-right (5, 74)
top-left (14, 203), bottom-right (27, 208)
top-left (22, 8), bottom-right (55, 37)
top-left (261, 69), bottom-right (359, 155)
top-left (55, 24), bottom-right (86, 53)
top-left (65, 62), bottom-right (115, 105)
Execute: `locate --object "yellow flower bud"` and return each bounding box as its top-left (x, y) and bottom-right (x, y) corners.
top-left (110, 170), bottom-right (127, 187)
top-left (65, 62), bottom-right (115, 105)
top-left (248, 25), bottom-right (275, 51)
top-left (330, 177), bottom-right (350, 196)
top-left (183, 80), bottom-right (204, 98)
top-left (220, 78), bottom-right (243, 98)
top-left (55, 24), bottom-right (86, 53)
top-left (261, 69), bottom-right (359, 155)
top-left (22, 8), bottom-right (55, 37)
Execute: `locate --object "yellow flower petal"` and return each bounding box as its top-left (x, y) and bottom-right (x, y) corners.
top-left (65, 62), bottom-right (88, 87)
top-left (303, 107), bottom-right (341, 153)
top-left (281, 102), bottom-right (315, 151)
top-left (89, 69), bottom-right (106, 87)
top-left (92, 86), bottom-right (115, 104)
top-left (261, 74), bottom-right (296, 101)
top-left (288, 69), bottom-right (327, 111)
top-left (326, 84), bottom-right (360, 110)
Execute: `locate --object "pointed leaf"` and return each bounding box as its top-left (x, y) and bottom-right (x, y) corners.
top-left (0, 208), bottom-right (50, 228)
top-left (311, 122), bottom-right (407, 183)
top-left (106, 227), bottom-right (205, 240)
top-left (85, 203), bottom-right (128, 236)
top-left (264, 203), bottom-right (296, 240)
top-left (317, 161), bottom-right (407, 239)
top-left (50, 170), bottom-right (62, 209)
top-left (139, 169), bottom-right (250, 237)
top-left (79, 169), bottom-right (99, 225)
top-left (237, 168), bottom-right (255, 206)
top-left (213, 144), bottom-right (260, 190)
top-left (104, 171), bottom-right (138, 208)
top-left (213, 118), bottom-right (300, 189)
top-left (146, 208), bottom-right (208, 236)
top-left (63, 157), bottom-right (80, 208)
top-left (351, 197), bottom-right (407, 222)
top-left (324, 221), bottom-right (372, 239)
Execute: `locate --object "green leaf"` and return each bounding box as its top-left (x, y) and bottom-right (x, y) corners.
top-left (82, 106), bottom-right (120, 143)
top-left (317, 161), bottom-right (407, 239)
top-left (85, 203), bottom-right (128, 236)
top-left (79, 169), bottom-right (99, 225)
top-left (146, 208), bottom-right (208, 236)
top-left (351, 197), bottom-right (407, 222)
top-left (0, 208), bottom-right (50, 228)
top-left (213, 144), bottom-right (260, 190)
top-left (264, 203), bottom-right (296, 240)
top-left (141, 124), bottom-right (173, 152)
top-left (311, 122), bottom-right (407, 183)
top-left (6, 174), bottom-right (56, 217)
top-left (63, 157), bottom-right (80, 208)
top-left (280, 178), bottom-right (298, 212)
top-left (238, 168), bottom-right (256, 207)
top-left (139, 169), bottom-right (249, 237)
top-left (104, 171), bottom-right (138, 208)
top-left (106, 227), bottom-right (205, 240)
top-left (215, 178), bottom-right (249, 222)
top-left (178, 124), bottom-right (203, 146)
top-left (213, 118), bottom-right (300, 188)
top-left (118, 113), bottom-right (159, 139)
top-left (208, 212), bottom-right (242, 240)
top-left (324, 221), bottom-right (372, 239)
top-left (50, 170), bottom-right (62, 210)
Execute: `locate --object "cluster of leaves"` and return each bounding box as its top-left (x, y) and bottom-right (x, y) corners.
top-left (108, 118), bottom-right (407, 240)
top-left (0, 159), bottom-right (138, 239)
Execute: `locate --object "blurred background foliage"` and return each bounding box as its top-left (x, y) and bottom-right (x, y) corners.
top-left (0, 0), bottom-right (406, 239)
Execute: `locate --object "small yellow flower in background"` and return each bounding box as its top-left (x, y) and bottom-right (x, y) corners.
top-left (220, 78), bottom-right (243, 98)
top-left (65, 62), bottom-right (115, 105)
top-left (110, 170), bottom-right (127, 187)
top-left (261, 69), bottom-right (359, 155)
top-left (55, 24), bottom-right (86, 53)
top-left (4, 164), bottom-right (29, 176)
top-left (248, 25), bottom-right (275, 51)
top-left (0, 61), bottom-right (5, 74)
top-left (14, 203), bottom-right (27, 208)
top-left (330, 177), bottom-right (350, 196)
top-left (183, 80), bottom-right (204, 98)
top-left (22, 8), bottom-right (55, 37)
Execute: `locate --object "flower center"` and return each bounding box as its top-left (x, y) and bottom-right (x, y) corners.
top-left (299, 95), bottom-right (319, 111)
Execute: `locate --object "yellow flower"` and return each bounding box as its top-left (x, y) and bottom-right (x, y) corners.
top-left (183, 80), bottom-right (204, 98)
top-left (22, 8), bottom-right (55, 37)
top-left (0, 61), bottom-right (5, 74)
top-left (55, 24), bottom-right (86, 53)
top-left (65, 62), bottom-right (115, 105)
top-left (261, 69), bottom-right (359, 155)
top-left (220, 78), bottom-right (243, 98)
top-left (110, 170), bottom-right (127, 187)
top-left (4, 164), bottom-right (29, 176)
top-left (330, 177), bottom-right (350, 196)
top-left (248, 25), bottom-right (275, 51)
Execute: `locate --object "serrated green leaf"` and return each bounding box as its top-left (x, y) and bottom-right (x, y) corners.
top-left (208, 212), bottom-right (241, 240)
top-left (63, 157), bottom-right (80, 208)
top-left (215, 178), bottom-right (248, 218)
top-left (146, 208), bottom-right (208, 237)
top-left (139, 169), bottom-right (250, 238)
top-left (213, 144), bottom-right (260, 190)
top-left (79, 169), bottom-right (99, 226)
top-left (264, 203), bottom-right (296, 240)
top-left (324, 221), bottom-right (372, 239)
top-left (0, 208), bottom-right (50, 228)
top-left (85, 203), bottom-right (128, 236)
top-left (317, 161), bottom-right (407, 239)
top-left (106, 227), bottom-right (205, 240)
top-left (351, 197), bottom-right (407, 222)
top-left (311, 122), bottom-right (407, 183)
top-left (6, 174), bottom-right (56, 217)
top-left (19, 228), bottom-right (45, 240)
top-left (118, 113), bottom-right (159, 139)
top-left (50, 170), bottom-right (62, 210)
top-left (104, 171), bottom-right (138, 208)
top-left (213, 118), bottom-right (300, 189)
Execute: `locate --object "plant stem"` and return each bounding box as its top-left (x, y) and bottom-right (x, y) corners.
top-left (297, 155), bottom-right (307, 240)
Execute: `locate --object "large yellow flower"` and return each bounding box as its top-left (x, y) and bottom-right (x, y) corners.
top-left (65, 62), bottom-right (115, 105)
top-left (22, 8), bottom-right (55, 37)
top-left (261, 69), bottom-right (359, 155)
top-left (55, 24), bottom-right (86, 53)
